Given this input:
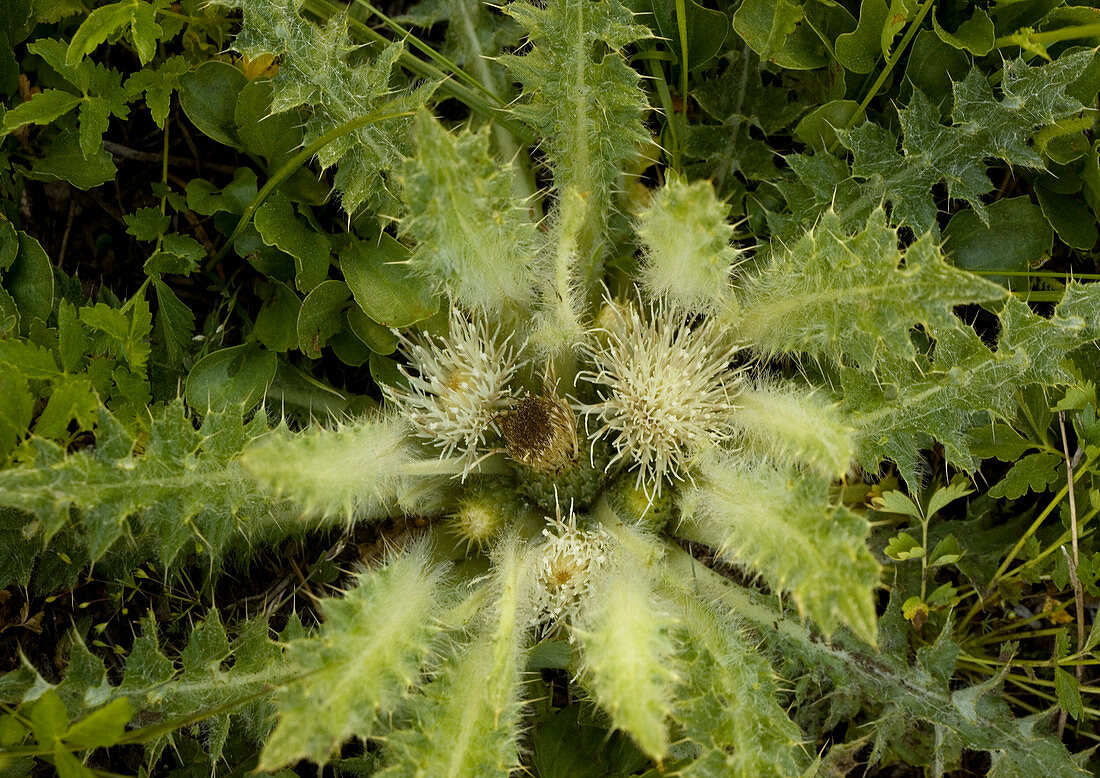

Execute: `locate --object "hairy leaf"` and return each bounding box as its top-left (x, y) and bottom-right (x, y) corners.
top-left (678, 456), bottom-right (881, 644)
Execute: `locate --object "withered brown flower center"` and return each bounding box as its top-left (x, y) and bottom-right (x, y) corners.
top-left (498, 394), bottom-right (578, 474)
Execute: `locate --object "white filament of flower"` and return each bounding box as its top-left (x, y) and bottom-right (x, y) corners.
top-left (534, 512), bottom-right (611, 625)
top-left (383, 310), bottom-right (523, 479)
top-left (577, 300), bottom-right (742, 497)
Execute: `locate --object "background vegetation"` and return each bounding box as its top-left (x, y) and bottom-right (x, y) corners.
top-left (2, 0), bottom-right (1100, 775)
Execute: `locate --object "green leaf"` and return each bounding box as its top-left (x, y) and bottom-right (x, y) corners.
top-left (380, 538), bottom-right (533, 777)
top-left (1036, 185), bottom-right (1098, 252)
top-left (732, 0), bottom-right (805, 64)
top-left (253, 280), bottom-right (302, 353)
top-left (254, 192), bottom-right (331, 294)
top-left (0, 366), bottom-right (32, 459)
top-left (835, 0), bottom-right (889, 74)
top-left (260, 543), bottom-right (449, 769)
top-left (929, 535), bottom-right (964, 568)
top-left (0, 89), bottom-right (80, 134)
top-left (926, 480), bottom-right (973, 517)
top-left (178, 60), bottom-right (247, 147)
top-left (943, 196), bottom-right (1052, 280)
top-left (63, 698), bottom-right (133, 749)
top-left (932, 7), bottom-right (994, 56)
top-left (679, 457), bottom-right (881, 643)
top-left (28, 690), bottom-right (68, 743)
top-left (152, 279), bottom-right (195, 364)
top-left (144, 234), bottom-right (204, 276)
top-left (29, 129), bottom-right (116, 189)
top-left (874, 490), bottom-right (922, 519)
top-left (241, 415), bottom-right (432, 520)
top-left (123, 207), bottom-right (171, 242)
top-left (346, 307), bottom-right (397, 355)
top-left (667, 592), bottom-right (804, 776)
top-left (1055, 666), bottom-right (1084, 721)
top-left (34, 376), bottom-right (99, 439)
top-left (503, 0), bottom-right (651, 251)
top-left (884, 532), bottom-right (924, 561)
top-left (738, 208), bottom-right (1006, 369)
top-left (185, 344), bottom-right (276, 411)
top-left (399, 111), bottom-right (536, 316)
top-left (6, 232), bottom-right (55, 322)
top-left (575, 532), bottom-right (673, 760)
top-left (989, 451), bottom-right (1063, 499)
top-left (67, 0), bottom-right (161, 65)
top-left (234, 78), bottom-right (303, 163)
top-left (53, 743), bottom-right (93, 778)
top-left (297, 280), bottom-right (351, 358)
top-left (340, 235), bottom-right (437, 328)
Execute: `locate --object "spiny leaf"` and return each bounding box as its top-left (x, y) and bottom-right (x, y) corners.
top-left (380, 536), bottom-right (534, 777)
top-left (636, 176), bottom-right (739, 313)
top-left (399, 111), bottom-right (537, 316)
top-left (846, 283), bottom-right (1100, 485)
top-left (573, 529), bottom-right (674, 760)
top-left (261, 542), bottom-right (449, 769)
top-left (241, 414), bottom-right (444, 520)
top-left (678, 456), bottom-right (881, 644)
top-left (665, 591), bottom-right (805, 777)
top-left (738, 208), bottom-right (1005, 370)
top-left (210, 0), bottom-right (428, 214)
top-left (826, 51), bottom-right (1094, 233)
top-left (729, 380), bottom-right (856, 479)
top-left (503, 0), bottom-right (650, 255)
top-left (0, 402), bottom-right (283, 568)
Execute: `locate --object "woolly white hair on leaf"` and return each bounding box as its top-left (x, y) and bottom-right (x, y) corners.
top-left (635, 176), bottom-right (742, 314)
top-left (383, 308), bottom-right (524, 479)
top-left (240, 414), bottom-right (431, 522)
top-left (576, 298), bottom-right (743, 497)
top-left (571, 526), bottom-right (675, 761)
top-left (259, 539), bottom-right (449, 770)
top-left (729, 380), bottom-right (856, 479)
top-left (382, 534), bottom-right (536, 775)
top-left (675, 453), bottom-right (880, 645)
top-left (399, 110), bottom-right (537, 317)
top-left (665, 589), bottom-right (807, 775)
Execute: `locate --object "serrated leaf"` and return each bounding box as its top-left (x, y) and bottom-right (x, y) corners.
top-left (62, 698), bottom-right (133, 750)
top-left (503, 0), bottom-right (650, 255)
top-left (574, 533), bottom-right (673, 760)
top-left (989, 452), bottom-right (1063, 499)
top-left (0, 89), bottom-right (80, 134)
top-left (380, 538), bottom-right (533, 777)
top-left (874, 490), bottom-right (922, 519)
top-left (399, 111), bottom-right (536, 316)
top-left (679, 456), bottom-right (881, 643)
top-left (885, 532), bottom-right (924, 561)
top-left (929, 535), bottom-right (964, 568)
top-left (738, 209), bottom-right (1006, 369)
top-left (152, 279), bottom-right (195, 364)
top-left (261, 543), bottom-right (448, 769)
top-left (1055, 666), bottom-right (1084, 721)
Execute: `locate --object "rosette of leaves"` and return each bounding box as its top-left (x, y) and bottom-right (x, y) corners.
top-left (3, 0), bottom-right (1100, 775)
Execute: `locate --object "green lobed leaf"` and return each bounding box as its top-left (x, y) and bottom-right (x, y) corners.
top-left (678, 455), bottom-right (881, 644)
top-left (381, 536), bottom-right (534, 777)
top-left (573, 530), bottom-right (674, 760)
top-left (399, 111), bottom-right (536, 317)
top-left (737, 208), bottom-right (1006, 369)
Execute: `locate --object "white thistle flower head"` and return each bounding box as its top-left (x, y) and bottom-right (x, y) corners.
top-left (534, 508), bottom-right (611, 626)
top-left (577, 298), bottom-right (742, 497)
top-left (383, 309), bottom-right (523, 479)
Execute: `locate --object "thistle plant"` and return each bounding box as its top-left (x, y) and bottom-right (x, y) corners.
top-left (3, 1), bottom-right (1100, 775)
